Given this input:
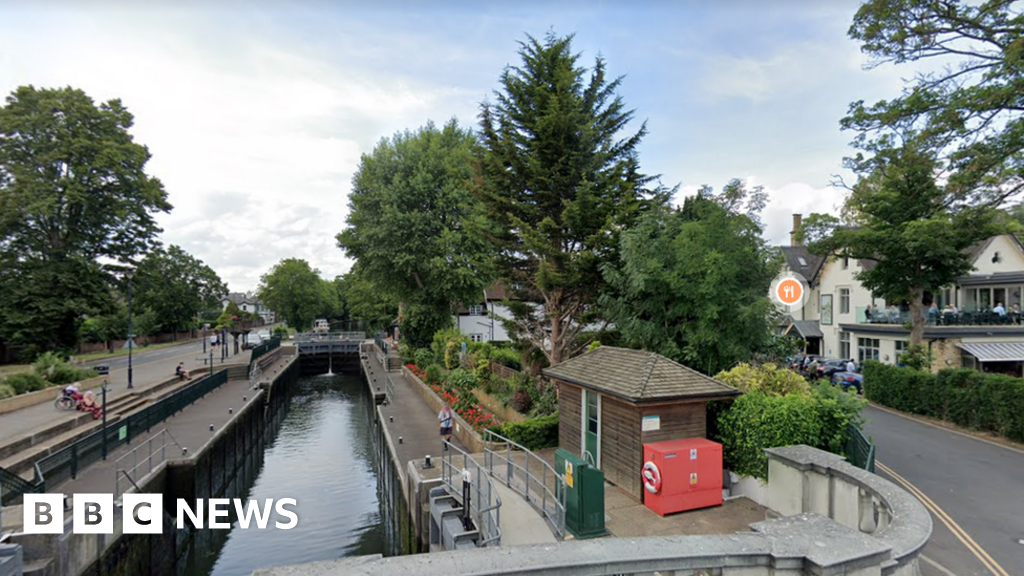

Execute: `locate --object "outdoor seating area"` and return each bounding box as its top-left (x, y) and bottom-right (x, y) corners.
top-left (858, 306), bottom-right (1024, 326)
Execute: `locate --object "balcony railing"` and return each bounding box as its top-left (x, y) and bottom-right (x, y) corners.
top-left (854, 306), bottom-right (1023, 326)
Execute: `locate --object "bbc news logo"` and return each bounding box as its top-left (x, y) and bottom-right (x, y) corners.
top-left (23, 494), bottom-right (298, 534)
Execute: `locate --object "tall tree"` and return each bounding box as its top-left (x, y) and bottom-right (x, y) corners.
top-left (801, 138), bottom-right (1002, 345)
top-left (337, 120), bottom-right (490, 347)
top-left (846, 0), bottom-right (1024, 205)
top-left (476, 32), bottom-right (671, 365)
top-left (133, 245), bottom-right (227, 333)
top-left (257, 258), bottom-right (338, 331)
top-left (601, 181), bottom-right (780, 375)
top-left (0, 86), bottom-right (169, 353)
top-left (338, 264), bottom-right (398, 334)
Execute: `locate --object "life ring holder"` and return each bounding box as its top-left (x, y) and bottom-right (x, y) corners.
top-left (642, 461), bottom-right (662, 494)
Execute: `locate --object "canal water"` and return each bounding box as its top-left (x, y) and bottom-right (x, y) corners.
top-left (182, 372), bottom-right (385, 576)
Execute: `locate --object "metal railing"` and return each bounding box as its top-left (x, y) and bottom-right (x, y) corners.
top-left (248, 336), bottom-right (281, 374)
top-left (114, 429), bottom-right (182, 498)
top-left (484, 429), bottom-right (566, 539)
top-left (855, 305), bottom-right (1024, 326)
top-left (846, 423), bottom-right (876, 473)
top-left (440, 441), bottom-right (501, 546)
top-left (294, 332), bottom-right (365, 342)
top-left (32, 369), bottom-right (229, 493)
top-left (0, 464), bottom-right (39, 506)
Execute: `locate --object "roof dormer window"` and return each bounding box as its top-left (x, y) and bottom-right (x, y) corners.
top-left (797, 257), bottom-right (807, 266)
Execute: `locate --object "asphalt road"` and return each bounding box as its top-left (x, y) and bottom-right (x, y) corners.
top-left (863, 405), bottom-right (1024, 576)
top-left (78, 339), bottom-right (226, 372)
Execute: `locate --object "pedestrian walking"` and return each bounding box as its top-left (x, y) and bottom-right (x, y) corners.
top-left (438, 403), bottom-right (454, 451)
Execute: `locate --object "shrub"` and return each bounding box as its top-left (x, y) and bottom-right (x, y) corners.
top-left (714, 362), bottom-right (809, 397)
top-left (509, 388), bottom-right (533, 414)
top-left (414, 348), bottom-right (434, 370)
top-left (446, 368), bottom-right (478, 393)
top-left (424, 364), bottom-right (445, 387)
top-left (444, 341), bottom-right (461, 370)
top-left (3, 373), bottom-right (50, 395)
top-left (864, 361), bottom-right (1024, 442)
top-left (33, 352), bottom-right (93, 385)
top-left (431, 328), bottom-right (466, 365)
top-left (490, 348), bottom-right (522, 371)
top-left (530, 382), bottom-right (558, 417)
top-left (0, 384), bottom-right (15, 399)
top-left (490, 413), bottom-right (559, 450)
top-left (273, 326), bottom-right (289, 338)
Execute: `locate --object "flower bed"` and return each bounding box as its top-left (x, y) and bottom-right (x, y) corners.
top-left (406, 363), bottom-right (499, 434)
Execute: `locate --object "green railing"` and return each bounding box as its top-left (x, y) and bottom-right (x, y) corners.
top-left (846, 423), bottom-right (876, 473)
top-left (248, 336), bottom-right (281, 374)
top-left (33, 369), bottom-right (230, 493)
top-left (1, 464), bottom-right (41, 505)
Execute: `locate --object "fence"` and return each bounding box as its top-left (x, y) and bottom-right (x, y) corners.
top-left (32, 369), bottom-right (229, 493)
top-left (114, 429), bottom-right (182, 498)
top-left (0, 464), bottom-right (39, 506)
top-left (294, 332), bottom-right (365, 342)
top-left (248, 336), bottom-right (281, 374)
top-left (846, 423), bottom-right (876, 473)
top-left (440, 440), bottom-right (501, 546)
top-left (483, 429), bottom-right (565, 539)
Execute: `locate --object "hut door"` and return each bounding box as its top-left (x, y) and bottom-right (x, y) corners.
top-left (582, 390), bottom-right (601, 467)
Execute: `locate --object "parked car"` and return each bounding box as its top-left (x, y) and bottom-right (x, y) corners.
top-left (831, 371), bottom-right (864, 394)
top-left (242, 333), bottom-right (263, 350)
top-left (256, 329), bottom-right (271, 342)
top-left (789, 354), bottom-right (819, 373)
top-left (816, 359), bottom-right (848, 379)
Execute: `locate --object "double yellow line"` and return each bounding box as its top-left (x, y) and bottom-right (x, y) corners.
top-left (877, 461), bottom-right (1009, 576)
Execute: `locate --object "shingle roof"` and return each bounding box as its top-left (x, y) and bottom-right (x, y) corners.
top-left (779, 246), bottom-right (825, 285)
top-left (542, 346), bottom-right (740, 403)
top-left (786, 320), bottom-right (824, 339)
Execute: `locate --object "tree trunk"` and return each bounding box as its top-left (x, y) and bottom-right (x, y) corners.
top-left (549, 304), bottom-right (563, 366)
top-left (909, 287), bottom-right (927, 346)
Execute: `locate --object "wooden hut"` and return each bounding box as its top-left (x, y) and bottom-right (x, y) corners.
top-left (543, 346), bottom-right (740, 501)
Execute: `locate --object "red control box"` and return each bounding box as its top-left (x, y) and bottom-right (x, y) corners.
top-left (642, 438), bottom-right (723, 516)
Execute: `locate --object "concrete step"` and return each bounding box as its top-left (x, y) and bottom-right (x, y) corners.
top-left (22, 557), bottom-right (53, 576)
top-left (0, 415), bottom-right (116, 478)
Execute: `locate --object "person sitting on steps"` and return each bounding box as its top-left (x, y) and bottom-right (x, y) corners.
top-left (175, 362), bottom-right (192, 381)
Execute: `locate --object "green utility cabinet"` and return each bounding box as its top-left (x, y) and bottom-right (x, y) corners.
top-left (555, 449), bottom-right (607, 538)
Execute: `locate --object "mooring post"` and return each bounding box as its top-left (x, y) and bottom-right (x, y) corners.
top-left (462, 468), bottom-right (473, 531)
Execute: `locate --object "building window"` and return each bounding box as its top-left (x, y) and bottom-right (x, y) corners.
top-left (839, 332), bottom-right (850, 359)
top-left (842, 257), bottom-right (849, 270)
top-left (857, 338), bottom-right (880, 363)
top-left (470, 333), bottom-right (483, 342)
top-left (468, 305), bottom-right (484, 316)
top-left (839, 288), bottom-right (850, 315)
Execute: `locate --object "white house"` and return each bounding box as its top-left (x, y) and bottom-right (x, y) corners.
top-left (455, 283), bottom-right (514, 343)
top-left (779, 214), bottom-right (1024, 375)
top-left (221, 292), bottom-right (275, 324)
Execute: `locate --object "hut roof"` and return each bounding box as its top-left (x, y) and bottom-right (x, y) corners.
top-left (542, 346), bottom-right (740, 403)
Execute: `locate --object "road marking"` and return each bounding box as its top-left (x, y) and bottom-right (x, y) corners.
top-left (868, 402), bottom-right (1024, 457)
top-left (877, 461), bottom-right (1009, 576)
top-left (921, 554), bottom-right (958, 576)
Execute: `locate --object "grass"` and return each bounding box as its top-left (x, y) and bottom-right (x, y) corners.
top-left (0, 364), bottom-right (31, 377)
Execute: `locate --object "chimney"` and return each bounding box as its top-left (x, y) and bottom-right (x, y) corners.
top-left (790, 214), bottom-right (803, 246)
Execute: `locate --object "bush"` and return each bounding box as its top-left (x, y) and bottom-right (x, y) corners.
top-left (530, 382), bottom-right (558, 417)
top-left (490, 348), bottom-right (522, 371)
top-left (424, 364), bottom-right (445, 387)
top-left (490, 413), bottom-right (559, 450)
top-left (0, 384), bottom-right (15, 399)
top-left (33, 352), bottom-right (93, 385)
top-left (3, 373), bottom-right (50, 395)
top-left (509, 388), bottom-right (533, 413)
top-left (864, 361), bottom-right (1024, 442)
top-left (414, 348), bottom-right (434, 370)
top-left (446, 368), bottom-right (479, 393)
top-left (444, 340), bottom-right (461, 370)
top-left (714, 362), bottom-right (810, 397)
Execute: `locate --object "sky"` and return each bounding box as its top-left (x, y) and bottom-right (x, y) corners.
top-left (0, 0), bottom-right (921, 293)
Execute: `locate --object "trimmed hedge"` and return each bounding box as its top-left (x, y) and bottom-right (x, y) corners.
top-left (489, 413), bottom-right (559, 451)
top-left (864, 361), bottom-right (1024, 442)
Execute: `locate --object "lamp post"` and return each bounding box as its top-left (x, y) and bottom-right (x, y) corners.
top-left (101, 379), bottom-right (109, 459)
top-left (126, 270), bottom-right (135, 389)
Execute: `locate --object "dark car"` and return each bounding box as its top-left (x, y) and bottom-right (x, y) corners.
top-left (816, 359), bottom-right (848, 379)
top-left (831, 371), bottom-right (864, 394)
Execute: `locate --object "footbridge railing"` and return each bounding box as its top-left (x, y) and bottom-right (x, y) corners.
top-left (440, 440), bottom-right (501, 546)
top-left (484, 429), bottom-right (566, 539)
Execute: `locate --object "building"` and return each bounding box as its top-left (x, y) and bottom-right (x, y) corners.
top-left (455, 283), bottom-right (514, 343)
top-left (780, 214), bottom-right (1024, 375)
top-left (544, 346), bottom-right (740, 502)
top-left (221, 292), bottom-right (275, 324)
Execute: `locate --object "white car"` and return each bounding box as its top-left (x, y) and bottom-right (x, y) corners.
top-left (242, 333), bottom-right (263, 350)
top-left (256, 329), bottom-right (271, 342)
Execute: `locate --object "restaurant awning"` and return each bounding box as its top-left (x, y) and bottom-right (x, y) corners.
top-left (956, 342), bottom-right (1024, 362)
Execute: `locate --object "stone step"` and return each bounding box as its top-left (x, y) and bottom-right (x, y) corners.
top-left (22, 557), bottom-right (53, 576)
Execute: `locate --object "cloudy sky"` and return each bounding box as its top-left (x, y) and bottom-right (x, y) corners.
top-left (0, 0), bottom-right (918, 292)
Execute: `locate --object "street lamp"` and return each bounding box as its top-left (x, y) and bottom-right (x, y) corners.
top-left (124, 269), bottom-right (135, 390)
top-left (101, 379), bottom-right (109, 459)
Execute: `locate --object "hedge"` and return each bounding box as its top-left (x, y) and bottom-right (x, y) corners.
top-left (863, 361), bottom-right (1024, 442)
top-left (489, 413), bottom-right (559, 451)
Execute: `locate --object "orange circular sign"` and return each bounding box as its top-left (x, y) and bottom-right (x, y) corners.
top-left (776, 278), bottom-right (803, 305)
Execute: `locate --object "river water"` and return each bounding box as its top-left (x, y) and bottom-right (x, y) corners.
top-left (182, 372), bottom-right (385, 576)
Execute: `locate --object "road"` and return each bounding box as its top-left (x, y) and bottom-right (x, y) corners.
top-left (863, 405), bottom-right (1024, 576)
top-left (77, 339), bottom-right (223, 372)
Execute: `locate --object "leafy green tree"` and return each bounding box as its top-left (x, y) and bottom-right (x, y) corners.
top-left (337, 120), bottom-right (489, 348)
top-left (0, 86), bottom-right (169, 353)
top-left (846, 0), bottom-right (1024, 206)
top-left (257, 258), bottom-right (338, 330)
top-left (475, 32), bottom-right (671, 365)
top-left (133, 245), bottom-right (226, 333)
top-left (801, 139), bottom-right (1003, 345)
top-left (600, 181), bottom-right (780, 375)
top-left (338, 264), bottom-right (398, 334)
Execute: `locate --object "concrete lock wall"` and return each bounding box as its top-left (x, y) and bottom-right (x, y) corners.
top-left (254, 444), bottom-right (931, 576)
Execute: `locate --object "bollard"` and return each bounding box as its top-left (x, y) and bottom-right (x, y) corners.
top-left (462, 469), bottom-right (473, 530)
top-left (182, 447), bottom-right (188, 456)
top-left (399, 437), bottom-right (403, 444)
top-left (389, 415), bottom-right (393, 423)
top-left (209, 424), bottom-right (214, 431)
top-left (423, 455), bottom-right (432, 469)
top-left (229, 408), bottom-right (233, 414)
top-left (243, 396), bottom-right (247, 402)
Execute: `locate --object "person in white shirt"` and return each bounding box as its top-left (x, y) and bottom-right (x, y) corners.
top-left (438, 404), bottom-right (454, 450)
top-left (846, 359), bottom-right (856, 373)
top-left (994, 302), bottom-right (1007, 317)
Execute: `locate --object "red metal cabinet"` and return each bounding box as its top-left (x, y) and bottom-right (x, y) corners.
top-left (642, 438), bottom-right (723, 516)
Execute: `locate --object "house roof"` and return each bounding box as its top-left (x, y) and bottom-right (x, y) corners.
top-left (785, 320), bottom-right (824, 339)
top-left (223, 293), bottom-right (261, 306)
top-left (485, 281), bottom-right (510, 301)
top-left (542, 346), bottom-right (740, 403)
top-left (779, 246), bottom-right (824, 285)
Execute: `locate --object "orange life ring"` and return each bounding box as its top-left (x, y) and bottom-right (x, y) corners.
top-left (642, 461), bottom-right (662, 494)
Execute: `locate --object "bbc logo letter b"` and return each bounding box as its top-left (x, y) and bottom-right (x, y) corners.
top-left (23, 494), bottom-right (65, 534)
top-left (73, 494), bottom-right (113, 534)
